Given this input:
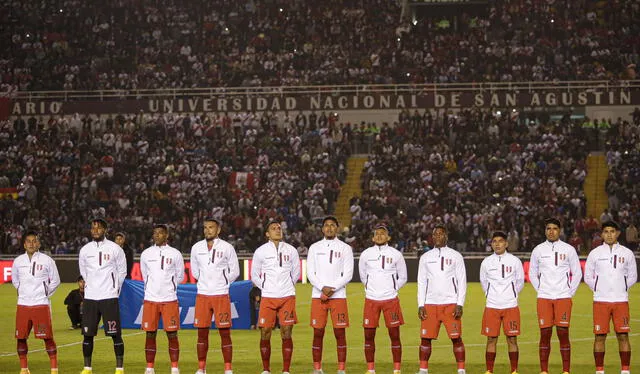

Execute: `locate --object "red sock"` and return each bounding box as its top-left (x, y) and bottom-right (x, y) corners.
top-left (364, 328), bottom-right (376, 366)
top-left (145, 335), bottom-right (157, 368)
top-left (17, 339), bottom-right (28, 368)
top-left (168, 334), bottom-right (179, 368)
top-left (260, 339), bottom-right (271, 371)
top-left (219, 328), bottom-right (232, 368)
top-left (334, 328), bottom-right (347, 370)
top-left (486, 351), bottom-right (496, 372)
top-left (419, 338), bottom-right (431, 369)
top-left (594, 351), bottom-right (605, 371)
top-left (557, 328), bottom-right (571, 372)
top-left (44, 338), bottom-right (57, 369)
top-left (539, 327), bottom-right (552, 372)
top-left (453, 338), bottom-right (465, 369)
top-left (312, 328), bottom-right (324, 368)
top-left (509, 351), bottom-right (519, 372)
top-left (620, 350), bottom-right (631, 370)
top-left (282, 338), bottom-right (293, 372)
top-left (389, 327), bottom-right (402, 369)
top-left (197, 328), bottom-right (209, 370)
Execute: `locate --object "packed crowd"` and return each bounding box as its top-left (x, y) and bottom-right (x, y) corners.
top-left (349, 108), bottom-right (591, 253)
top-left (0, 110), bottom-right (349, 254)
top-left (1, 0), bottom-right (638, 91)
top-left (603, 107), bottom-right (640, 251)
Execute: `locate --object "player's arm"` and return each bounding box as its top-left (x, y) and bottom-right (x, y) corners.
top-left (251, 249), bottom-right (264, 289)
top-left (78, 247), bottom-right (88, 281)
top-left (47, 257), bottom-right (61, 296)
top-left (396, 252), bottom-right (408, 289)
top-left (455, 252), bottom-right (467, 308)
top-left (479, 259), bottom-right (489, 295)
top-left (568, 246), bottom-right (582, 295)
top-left (583, 252), bottom-right (597, 291)
top-left (189, 245), bottom-right (200, 280)
top-left (625, 251), bottom-right (638, 288)
top-left (333, 245), bottom-right (354, 291)
top-left (175, 251), bottom-right (185, 284)
top-left (290, 246), bottom-right (301, 284)
top-left (417, 254), bottom-right (428, 306)
top-left (358, 250), bottom-right (367, 286)
top-left (528, 248), bottom-right (540, 291)
top-left (227, 245), bottom-right (240, 283)
top-left (11, 257), bottom-right (20, 290)
top-left (115, 244), bottom-right (127, 290)
top-left (305, 245), bottom-right (322, 290)
top-left (513, 257), bottom-right (525, 293)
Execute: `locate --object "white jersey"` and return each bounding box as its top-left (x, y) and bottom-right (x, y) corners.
top-left (251, 241), bottom-right (300, 298)
top-left (480, 252), bottom-right (524, 309)
top-left (12, 251), bottom-right (61, 306)
top-left (417, 246), bottom-right (467, 306)
top-left (190, 238), bottom-right (240, 296)
top-left (140, 244), bottom-right (185, 302)
top-left (529, 240), bottom-right (582, 299)
top-left (359, 244), bottom-right (407, 301)
top-left (307, 238), bottom-right (354, 299)
top-left (584, 243), bottom-right (637, 303)
top-left (79, 239), bottom-right (127, 300)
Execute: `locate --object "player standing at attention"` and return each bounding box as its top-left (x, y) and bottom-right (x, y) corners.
top-left (529, 218), bottom-right (582, 374)
top-left (251, 221), bottom-right (301, 374)
top-left (359, 223), bottom-right (408, 374)
top-left (78, 218), bottom-right (127, 374)
top-left (584, 221), bottom-right (637, 374)
top-left (479, 231), bottom-right (525, 374)
top-left (417, 224), bottom-right (467, 374)
top-left (140, 224), bottom-right (185, 374)
top-left (12, 230), bottom-right (61, 374)
top-left (307, 216), bottom-right (354, 374)
top-left (190, 217), bottom-right (240, 374)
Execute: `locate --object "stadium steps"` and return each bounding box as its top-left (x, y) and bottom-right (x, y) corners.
top-left (585, 152), bottom-right (609, 219)
top-left (335, 155), bottom-right (369, 228)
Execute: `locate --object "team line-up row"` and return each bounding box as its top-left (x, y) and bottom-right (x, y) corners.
top-left (11, 217), bottom-right (638, 374)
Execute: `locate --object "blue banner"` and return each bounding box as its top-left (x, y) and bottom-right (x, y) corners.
top-left (119, 279), bottom-right (253, 329)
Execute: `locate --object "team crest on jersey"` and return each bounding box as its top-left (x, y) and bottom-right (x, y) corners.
top-left (216, 251), bottom-right (223, 258)
top-left (165, 258), bottom-right (173, 264)
top-left (283, 254), bottom-right (290, 261)
top-left (619, 257), bottom-right (625, 263)
top-left (445, 259), bottom-right (452, 265)
top-left (386, 257), bottom-right (393, 264)
top-left (335, 252), bottom-right (341, 258)
top-left (103, 253), bottom-right (111, 261)
top-left (37, 264), bottom-right (43, 271)
top-left (504, 266), bottom-right (513, 273)
top-left (559, 253), bottom-right (566, 261)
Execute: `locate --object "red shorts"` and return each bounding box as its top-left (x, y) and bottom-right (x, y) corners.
top-left (593, 302), bottom-right (630, 334)
top-left (363, 298), bottom-right (404, 328)
top-left (142, 300), bottom-right (180, 332)
top-left (310, 298), bottom-right (349, 329)
top-left (258, 296), bottom-right (297, 328)
top-left (420, 304), bottom-right (462, 339)
top-left (482, 307), bottom-right (521, 337)
top-left (537, 298), bottom-right (572, 328)
top-left (15, 305), bottom-right (53, 339)
top-left (194, 294), bottom-right (232, 328)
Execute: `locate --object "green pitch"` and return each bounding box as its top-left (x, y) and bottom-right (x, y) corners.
top-left (1, 283), bottom-right (638, 373)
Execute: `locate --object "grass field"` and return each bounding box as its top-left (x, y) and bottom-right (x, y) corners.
top-left (0, 282), bottom-right (638, 374)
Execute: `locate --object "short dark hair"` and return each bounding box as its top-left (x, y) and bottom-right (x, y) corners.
top-left (544, 217), bottom-right (561, 228)
top-left (264, 219), bottom-right (281, 233)
top-left (114, 232), bottom-right (126, 239)
top-left (153, 224), bottom-right (168, 232)
top-left (322, 216), bottom-right (339, 226)
top-left (77, 275), bottom-right (84, 281)
top-left (433, 224), bottom-right (447, 233)
top-left (203, 217), bottom-right (221, 226)
top-left (91, 217), bottom-right (108, 228)
top-left (22, 230), bottom-right (39, 245)
top-left (601, 221), bottom-right (620, 231)
top-left (491, 231), bottom-right (508, 240)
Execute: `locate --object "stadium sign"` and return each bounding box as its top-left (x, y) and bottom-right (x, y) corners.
top-left (9, 91), bottom-right (638, 115)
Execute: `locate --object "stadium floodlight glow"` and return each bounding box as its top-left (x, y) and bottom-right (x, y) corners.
top-left (412, 19), bottom-right (418, 25)
top-left (279, 8), bottom-right (283, 12)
